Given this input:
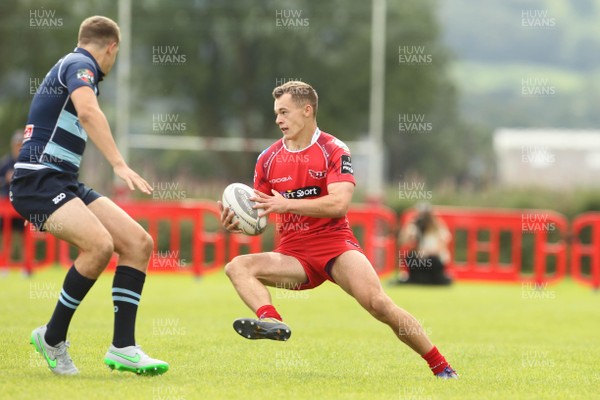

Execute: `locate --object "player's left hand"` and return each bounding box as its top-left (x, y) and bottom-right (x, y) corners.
top-left (251, 189), bottom-right (288, 217)
top-left (113, 164), bottom-right (153, 195)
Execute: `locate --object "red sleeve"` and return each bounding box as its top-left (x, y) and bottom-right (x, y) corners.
top-left (327, 146), bottom-right (355, 186)
top-left (254, 151), bottom-right (272, 194)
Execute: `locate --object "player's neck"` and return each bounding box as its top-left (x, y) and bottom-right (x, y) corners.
top-left (284, 124), bottom-right (318, 151)
top-left (78, 44), bottom-right (107, 74)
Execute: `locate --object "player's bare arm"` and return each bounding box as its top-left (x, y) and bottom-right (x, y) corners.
top-left (70, 86), bottom-right (152, 194)
top-left (251, 181), bottom-right (354, 218)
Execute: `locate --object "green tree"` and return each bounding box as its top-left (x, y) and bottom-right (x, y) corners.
top-left (0, 0), bottom-right (476, 191)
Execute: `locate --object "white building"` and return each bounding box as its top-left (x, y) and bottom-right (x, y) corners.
top-left (494, 128), bottom-right (600, 188)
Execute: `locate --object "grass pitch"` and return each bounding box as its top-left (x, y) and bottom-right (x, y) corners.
top-left (0, 267), bottom-right (598, 400)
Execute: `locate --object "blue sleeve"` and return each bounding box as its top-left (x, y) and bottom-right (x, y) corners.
top-left (62, 57), bottom-right (97, 94)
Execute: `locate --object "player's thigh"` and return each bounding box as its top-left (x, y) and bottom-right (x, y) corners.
top-left (330, 250), bottom-right (385, 305)
top-left (45, 197), bottom-right (112, 251)
top-left (229, 251), bottom-right (308, 287)
top-left (86, 197), bottom-right (152, 257)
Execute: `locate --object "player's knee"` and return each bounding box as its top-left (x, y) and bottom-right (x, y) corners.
top-left (93, 234), bottom-right (115, 266)
top-left (224, 255), bottom-right (252, 279)
top-left (365, 292), bottom-right (392, 320)
top-left (139, 231), bottom-right (154, 258)
top-left (224, 257), bottom-right (241, 279)
top-left (116, 228), bottom-right (153, 261)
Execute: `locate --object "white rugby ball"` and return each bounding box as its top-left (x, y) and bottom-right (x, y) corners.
top-left (222, 183), bottom-right (268, 236)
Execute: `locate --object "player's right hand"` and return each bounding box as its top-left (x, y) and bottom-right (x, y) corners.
top-left (217, 201), bottom-right (242, 233)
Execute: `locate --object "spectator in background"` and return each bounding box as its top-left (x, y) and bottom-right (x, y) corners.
top-left (396, 202), bottom-right (453, 285)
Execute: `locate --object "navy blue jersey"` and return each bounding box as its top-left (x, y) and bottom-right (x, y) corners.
top-left (17, 47), bottom-right (104, 173)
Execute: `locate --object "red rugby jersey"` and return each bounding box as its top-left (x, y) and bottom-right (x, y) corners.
top-left (254, 129), bottom-right (355, 244)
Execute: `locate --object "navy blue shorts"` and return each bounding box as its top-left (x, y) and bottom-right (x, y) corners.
top-left (9, 168), bottom-right (102, 231)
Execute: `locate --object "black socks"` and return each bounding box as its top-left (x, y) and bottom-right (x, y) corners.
top-left (45, 265), bottom-right (96, 346)
top-left (111, 265), bottom-right (146, 348)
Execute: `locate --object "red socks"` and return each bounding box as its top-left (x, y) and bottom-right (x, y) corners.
top-left (256, 305), bottom-right (282, 321)
top-left (422, 346), bottom-right (450, 375)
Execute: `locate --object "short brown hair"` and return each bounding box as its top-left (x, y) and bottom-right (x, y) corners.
top-left (272, 81), bottom-right (318, 118)
top-left (78, 16), bottom-right (120, 47)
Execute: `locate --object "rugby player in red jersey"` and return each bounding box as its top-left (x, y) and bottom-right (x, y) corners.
top-left (218, 81), bottom-right (457, 378)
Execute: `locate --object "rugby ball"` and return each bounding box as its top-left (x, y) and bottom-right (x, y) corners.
top-left (222, 183), bottom-right (268, 236)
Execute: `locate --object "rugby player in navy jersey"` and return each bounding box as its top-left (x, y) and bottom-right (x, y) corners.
top-left (10, 16), bottom-right (168, 375)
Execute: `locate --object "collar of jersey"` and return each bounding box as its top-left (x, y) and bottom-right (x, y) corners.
top-left (282, 127), bottom-right (321, 153)
top-left (73, 47), bottom-right (105, 82)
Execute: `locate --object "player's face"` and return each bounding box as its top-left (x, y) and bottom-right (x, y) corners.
top-left (274, 93), bottom-right (312, 141)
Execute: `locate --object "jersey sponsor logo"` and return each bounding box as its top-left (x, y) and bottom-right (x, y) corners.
top-left (341, 154), bottom-right (353, 174)
top-left (308, 169), bottom-right (327, 180)
top-left (52, 193), bottom-right (66, 204)
top-left (76, 68), bottom-right (95, 84)
top-left (282, 186), bottom-right (321, 199)
top-left (23, 124), bottom-right (34, 142)
top-left (269, 175), bottom-right (292, 184)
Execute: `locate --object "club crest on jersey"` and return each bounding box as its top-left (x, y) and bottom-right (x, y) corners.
top-left (308, 169), bottom-right (327, 180)
top-left (76, 68), bottom-right (94, 84)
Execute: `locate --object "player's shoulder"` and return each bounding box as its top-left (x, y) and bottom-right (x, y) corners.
top-left (62, 52), bottom-right (95, 70)
top-left (257, 139), bottom-right (284, 164)
top-left (317, 130), bottom-right (351, 154)
top-left (61, 52), bottom-right (98, 82)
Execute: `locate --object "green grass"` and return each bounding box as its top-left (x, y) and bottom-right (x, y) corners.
top-left (1, 267), bottom-right (599, 400)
